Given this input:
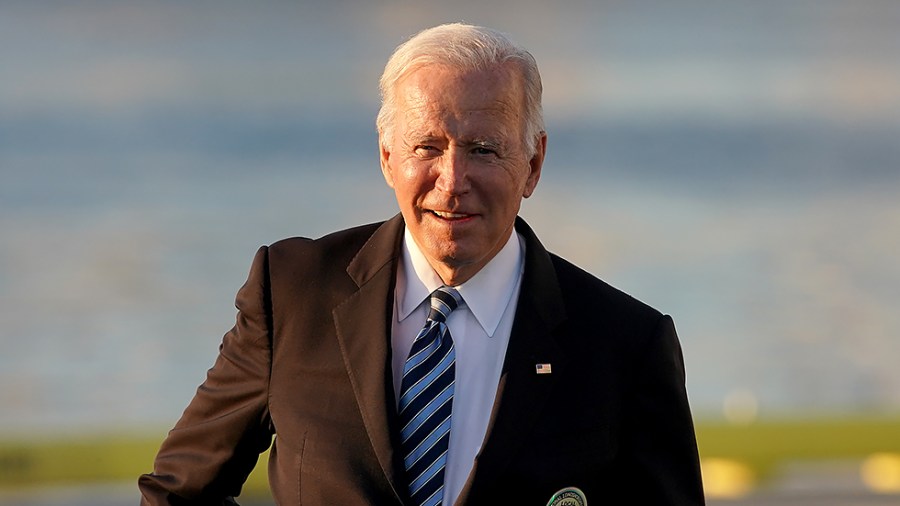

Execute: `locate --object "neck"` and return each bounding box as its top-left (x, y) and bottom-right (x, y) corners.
top-left (431, 262), bottom-right (477, 287)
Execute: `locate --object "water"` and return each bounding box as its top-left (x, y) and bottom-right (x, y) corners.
top-left (2, 0), bottom-right (900, 435)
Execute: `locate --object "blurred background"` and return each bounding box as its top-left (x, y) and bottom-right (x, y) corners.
top-left (1, 0), bottom-right (899, 504)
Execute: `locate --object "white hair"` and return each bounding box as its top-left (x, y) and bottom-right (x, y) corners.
top-left (376, 23), bottom-right (544, 157)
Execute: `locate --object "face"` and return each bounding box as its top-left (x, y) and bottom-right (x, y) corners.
top-left (380, 64), bottom-right (546, 285)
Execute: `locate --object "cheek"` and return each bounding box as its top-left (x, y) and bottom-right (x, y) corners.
top-left (396, 163), bottom-right (420, 183)
top-left (395, 162), bottom-right (433, 196)
top-left (489, 165), bottom-right (529, 200)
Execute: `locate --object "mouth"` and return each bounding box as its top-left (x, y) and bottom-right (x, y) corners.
top-left (428, 209), bottom-right (474, 221)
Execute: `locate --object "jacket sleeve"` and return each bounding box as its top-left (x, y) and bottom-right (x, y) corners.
top-left (139, 246), bottom-right (275, 505)
top-left (616, 314), bottom-right (706, 505)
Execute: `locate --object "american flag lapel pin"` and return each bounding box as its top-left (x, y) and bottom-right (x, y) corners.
top-left (535, 363), bottom-right (552, 374)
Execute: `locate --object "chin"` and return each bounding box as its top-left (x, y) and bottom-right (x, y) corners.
top-left (422, 245), bottom-right (464, 267)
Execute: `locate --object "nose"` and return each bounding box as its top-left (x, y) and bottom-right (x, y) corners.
top-left (434, 148), bottom-right (471, 195)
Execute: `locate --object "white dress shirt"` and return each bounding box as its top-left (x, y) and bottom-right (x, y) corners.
top-left (391, 227), bottom-right (525, 506)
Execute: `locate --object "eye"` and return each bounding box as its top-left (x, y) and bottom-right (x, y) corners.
top-left (414, 145), bottom-right (440, 157)
top-left (472, 145), bottom-right (498, 156)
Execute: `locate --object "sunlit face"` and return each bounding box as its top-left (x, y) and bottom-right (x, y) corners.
top-left (380, 63), bottom-right (546, 285)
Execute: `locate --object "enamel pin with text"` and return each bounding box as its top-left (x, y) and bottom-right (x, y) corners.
top-left (535, 363), bottom-right (552, 374)
top-left (546, 486), bottom-right (587, 506)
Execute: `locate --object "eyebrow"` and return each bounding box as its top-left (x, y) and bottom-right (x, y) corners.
top-left (470, 138), bottom-right (501, 147)
top-left (402, 129), bottom-right (507, 149)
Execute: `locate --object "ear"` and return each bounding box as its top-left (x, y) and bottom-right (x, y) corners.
top-left (379, 134), bottom-right (395, 188)
top-left (522, 132), bottom-right (547, 198)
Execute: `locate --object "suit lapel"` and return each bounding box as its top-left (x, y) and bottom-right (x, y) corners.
top-left (332, 215), bottom-right (407, 503)
top-left (456, 218), bottom-right (568, 504)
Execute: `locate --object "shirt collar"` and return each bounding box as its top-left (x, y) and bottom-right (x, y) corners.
top-left (397, 226), bottom-right (525, 337)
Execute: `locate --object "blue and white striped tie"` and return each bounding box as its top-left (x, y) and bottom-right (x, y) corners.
top-left (398, 286), bottom-right (462, 506)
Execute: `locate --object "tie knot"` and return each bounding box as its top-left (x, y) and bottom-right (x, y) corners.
top-left (427, 286), bottom-right (461, 324)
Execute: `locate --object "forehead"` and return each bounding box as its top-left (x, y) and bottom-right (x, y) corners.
top-left (394, 64), bottom-right (525, 137)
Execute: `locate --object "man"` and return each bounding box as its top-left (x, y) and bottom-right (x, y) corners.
top-left (139, 23), bottom-right (704, 505)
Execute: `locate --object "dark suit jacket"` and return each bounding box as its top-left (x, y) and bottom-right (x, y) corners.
top-left (139, 215), bottom-right (704, 505)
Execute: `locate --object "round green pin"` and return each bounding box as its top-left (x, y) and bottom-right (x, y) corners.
top-left (546, 486), bottom-right (587, 506)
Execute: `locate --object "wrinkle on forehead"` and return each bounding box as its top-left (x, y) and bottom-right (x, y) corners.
top-left (395, 64), bottom-right (524, 146)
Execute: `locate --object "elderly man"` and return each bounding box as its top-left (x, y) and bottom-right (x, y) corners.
top-left (139, 23), bottom-right (704, 506)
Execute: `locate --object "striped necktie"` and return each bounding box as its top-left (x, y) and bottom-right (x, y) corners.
top-left (398, 286), bottom-right (462, 506)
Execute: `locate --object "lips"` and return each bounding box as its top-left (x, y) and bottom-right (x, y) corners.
top-left (430, 210), bottom-right (471, 219)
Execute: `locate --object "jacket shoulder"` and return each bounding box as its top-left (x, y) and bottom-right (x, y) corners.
top-left (266, 221), bottom-right (385, 269)
top-left (549, 253), bottom-right (663, 323)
